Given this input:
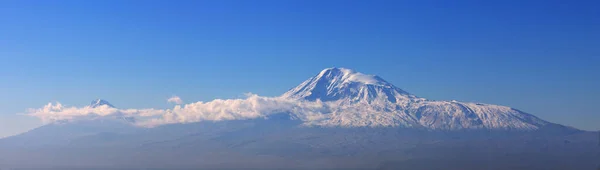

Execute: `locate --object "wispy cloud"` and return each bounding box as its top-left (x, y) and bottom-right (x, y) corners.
top-left (167, 96), bottom-right (183, 104)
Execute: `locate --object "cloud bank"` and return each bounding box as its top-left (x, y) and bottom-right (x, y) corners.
top-left (26, 94), bottom-right (330, 127)
top-left (27, 102), bottom-right (167, 123)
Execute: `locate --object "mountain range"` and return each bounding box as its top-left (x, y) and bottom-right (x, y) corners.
top-left (0, 68), bottom-right (598, 170)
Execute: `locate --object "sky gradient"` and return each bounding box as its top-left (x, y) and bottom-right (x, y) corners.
top-left (1, 0), bottom-right (599, 137)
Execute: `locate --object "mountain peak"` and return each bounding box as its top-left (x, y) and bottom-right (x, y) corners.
top-left (282, 68), bottom-right (413, 102)
top-left (90, 99), bottom-right (115, 108)
top-left (317, 67), bottom-right (388, 86)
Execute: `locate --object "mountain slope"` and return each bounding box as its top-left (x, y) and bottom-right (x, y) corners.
top-left (0, 122), bottom-right (595, 169)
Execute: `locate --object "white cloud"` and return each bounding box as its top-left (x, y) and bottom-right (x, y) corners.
top-left (143, 94), bottom-right (329, 126)
top-left (28, 103), bottom-right (119, 123)
top-left (27, 102), bottom-right (167, 123)
top-left (167, 96), bottom-right (183, 104)
top-left (26, 94), bottom-right (332, 127)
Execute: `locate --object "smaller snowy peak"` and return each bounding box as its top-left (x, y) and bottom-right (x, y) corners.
top-left (90, 99), bottom-right (115, 108)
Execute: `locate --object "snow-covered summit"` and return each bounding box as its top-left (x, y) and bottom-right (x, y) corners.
top-left (90, 99), bottom-right (115, 108)
top-left (282, 67), bottom-right (415, 103)
top-left (318, 67), bottom-right (387, 86)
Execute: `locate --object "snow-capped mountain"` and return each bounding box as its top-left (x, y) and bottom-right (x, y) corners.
top-left (90, 99), bottom-right (115, 108)
top-left (283, 68), bottom-right (559, 131)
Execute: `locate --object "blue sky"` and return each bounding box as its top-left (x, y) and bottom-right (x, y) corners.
top-left (1, 0), bottom-right (599, 137)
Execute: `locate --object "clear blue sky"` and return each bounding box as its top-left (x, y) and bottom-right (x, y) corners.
top-left (1, 0), bottom-right (599, 137)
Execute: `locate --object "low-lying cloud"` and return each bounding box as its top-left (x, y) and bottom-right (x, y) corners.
top-left (28, 102), bottom-right (167, 123)
top-left (26, 94), bottom-right (331, 127)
